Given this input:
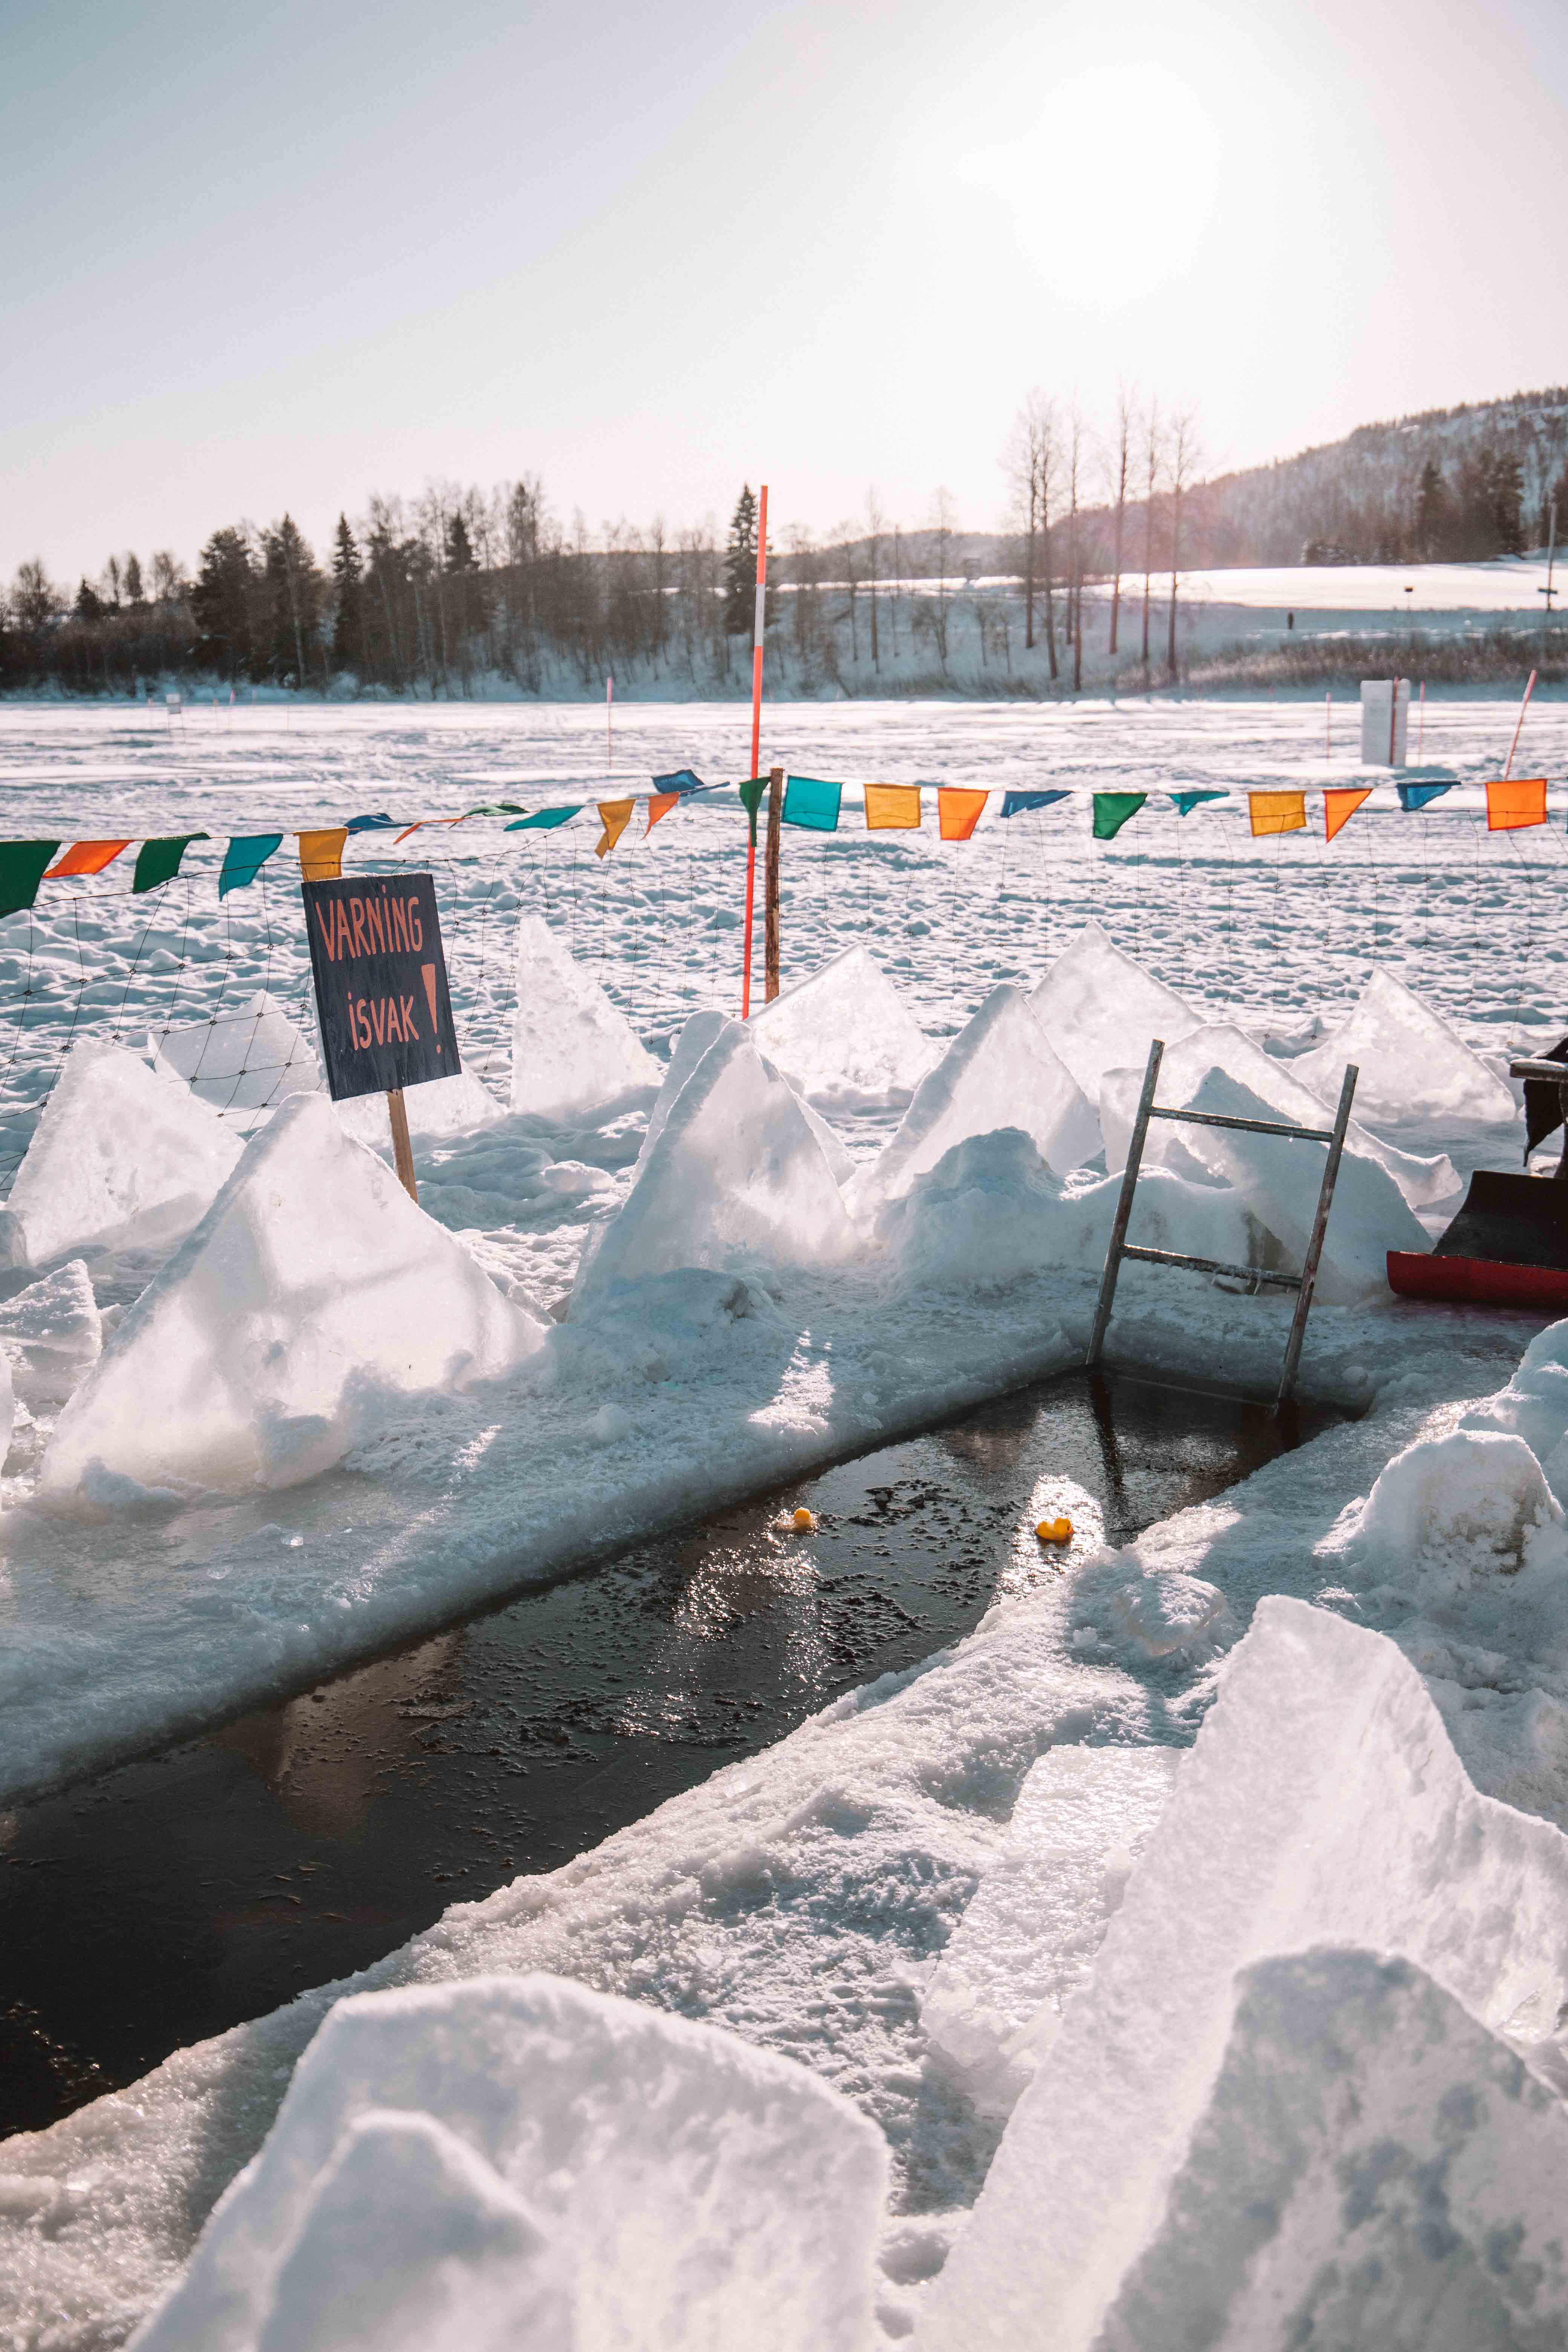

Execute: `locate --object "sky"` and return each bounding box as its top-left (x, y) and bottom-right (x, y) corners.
top-left (3, 0), bottom-right (1566, 583)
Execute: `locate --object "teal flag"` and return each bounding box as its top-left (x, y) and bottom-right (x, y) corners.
top-left (1001, 790), bottom-right (1069, 819)
top-left (219, 833), bottom-right (283, 897)
top-left (1397, 782), bottom-right (1454, 811)
top-left (0, 841), bottom-right (61, 920)
top-left (133, 833), bottom-right (209, 894)
top-left (464, 802), bottom-right (524, 816)
top-left (782, 775), bottom-right (842, 831)
top-left (1169, 790), bottom-right (1226, 817)
top-left (506, 807), bottom-right (582, 831)
top-left (1092, 792), bottom-right (1147, 841)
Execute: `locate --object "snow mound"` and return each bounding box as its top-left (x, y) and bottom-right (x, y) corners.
top-left (1462, 1317), bottom-right (1568, 1501)
top-left (747, 945), bottom-right (935, 1110)
top-left (919, 1596), bottom-right (1568, 2352)
top-left (852, 984), bottom-right (1099, 1214)
top-left (1173, 1065), bottom-right (1430, 1303)
top-left (155, 990), bottom-right (322, 1119)
top-left (1100, 1022), bottom-right (1459, 1211)
top-left (0, 1040), bottom-right (243, 1268)
top-left (40, 1093), bottom-right (545, 1502)
top-left (335, 1070), bottom-right (504, 1148)
top-left (1099, 1946), bottom-right (1568, 2352)
top-left (921, 1746), bottom-right (1179, 2116)
top-left (575, 1019), bottom-right (858, 1299)
top-left (1320, 1427), bottom-right (1568, 1614)
top-left (1029, 921), bottom-right (1202, 1107)
top-left (1293, 966), bottom-right (1518, 1134)
top-left (509, 914), bottom-right (660, 1124)
top-left (136, 1973), bottom-right (887, 2352)
top-left (0, 1259), bottom-right (102, 1410)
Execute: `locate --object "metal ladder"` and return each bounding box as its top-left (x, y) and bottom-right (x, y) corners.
top-left (1086, 1040), bottom-right (1360, 1411)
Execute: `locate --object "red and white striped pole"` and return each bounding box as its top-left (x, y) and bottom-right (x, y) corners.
top-left (1504, 669), bottom-right (1537, 778)
top-left (741, 483), bottom-right (769, 1020)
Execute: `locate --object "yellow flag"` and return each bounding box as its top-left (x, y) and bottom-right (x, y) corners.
top-left (863, 784), bottom-right (922, 830)
top-left (298, 827), bottom-right (348, 880)
top-left (1248, 792), bottom-right (1306, 838)
top-left (595, 798), bottom-right (635, 859)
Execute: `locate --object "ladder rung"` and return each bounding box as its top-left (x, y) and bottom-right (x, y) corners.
top-left (1121, 1244), bottom-right (1303, 1289)
top-left (1148, 1106), bottom-right (1337, 1143)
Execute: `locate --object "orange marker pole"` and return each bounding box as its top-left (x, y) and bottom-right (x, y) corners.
top-left (1505, 668), bottom-right (1537, 778)
top-left (741, 482), bottom-right (769, 1019)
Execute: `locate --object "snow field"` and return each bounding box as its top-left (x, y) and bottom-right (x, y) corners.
top-left (3, 698), bottom-right (1568, 2342)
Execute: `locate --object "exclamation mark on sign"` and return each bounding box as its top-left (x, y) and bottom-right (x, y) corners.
top-left (421, 962), bottom-right (440, 1052)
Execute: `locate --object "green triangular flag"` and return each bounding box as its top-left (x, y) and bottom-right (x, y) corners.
top-left (133, 834), bottom-right (209, 894)
top-left (1092, 792), bottom-right (1147, 841)
top-left (0, 841), bottom-right (62, 920)
top-left (738, 777), bottom-right (766, 845)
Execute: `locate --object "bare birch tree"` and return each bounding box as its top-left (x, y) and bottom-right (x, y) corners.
top-left (1140, 397), bottom-right (1163, 684)
top-left (1107, 378), bottom-right (1134, 656)
top-left (865, 489), bottom-right (883, 672)
top-left (1165, 407), bottom-right (1200, 683)
top-left (1004, 390), bottom-right (1059, 677)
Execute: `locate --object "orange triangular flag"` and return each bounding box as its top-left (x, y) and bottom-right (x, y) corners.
top-left (644, 792), bottom-right (680, 837)
top-left (1248, 791), bottom-right (1306, 838)
top-left (864, 784), bottom-right (922, 830)
top-left (938, 788), bottom-right (988, 842)
top-left (43, 839), bottom-right (131, 879)
top-left (596, 798), bottom-right (635, 859)
top-left (1323, 787), bottom-right (1372, 842)
top-left (1485, 778), bottom-right (1547, 831)
top-left (297, 827), bottom-right (348, 881)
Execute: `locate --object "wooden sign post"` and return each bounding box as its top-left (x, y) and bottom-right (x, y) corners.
top-left (302, 871), bottom-right (460, 1203)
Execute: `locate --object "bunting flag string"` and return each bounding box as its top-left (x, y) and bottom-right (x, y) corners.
top-left (2, 769), bottom-right (1562, 931)
top-left (1485, 778), bottom-right (1548, 831)
top-left (1092, 793), bottom-right (1146, 841)
top-left (1249, 791), bottom-right (1307, 838)
top-left (1323, 787), bottom-right (1373, 843)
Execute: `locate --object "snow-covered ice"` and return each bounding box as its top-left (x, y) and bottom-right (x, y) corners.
top-left (850, 985), bottom-right (1098, 1212)
top-left (920, 1593), bottom-right (1568, 2350)
top-left (509, 912), bottom-right (661, 1124)
top-left (1029, 921), bottom-right (1202, 1108)
top-left (1098, 1019), bottom-right (1460, 1211)
top-left (335, 1067), bottom-right (504, 1147)
top-left (747, 945), bottom-right (935, 1110)
top-left (575, 1018), bottom-right (858, 1297)
top-left (0, 1040), bottom-right (242, 1268)
top-left (1096, 1946), bottom-right (1568, 2352)
top-left (1293, 965), bottom-right (1519, 1135)
top-left (136, 1975), bottom-right (885, 2352)
top-left (919, 1745), bottom-right (1179, 2116)
top-left (0, 1258), bottom-right (101, 1409)
top-left (38, 1092), bottom-right (545, 1502)
top-left (154, 989), bottom-right (322, 1121)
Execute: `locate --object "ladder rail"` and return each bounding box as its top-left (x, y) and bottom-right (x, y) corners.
top-left (1274, 1063), bottom-right (1359, 1410)
top-left (1087, 1039), bottom-right (1163, 1369)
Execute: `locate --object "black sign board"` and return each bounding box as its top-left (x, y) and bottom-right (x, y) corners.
top-left (302, 873), bottom-right (460, 1102)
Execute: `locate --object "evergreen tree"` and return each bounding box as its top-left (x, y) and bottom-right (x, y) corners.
top-left (1413, 459), bottom-right (1449, 559)
top-left (190, 527), bottom-right (256, 680)
top-left (331, 514), bottom-right (364, 671)
top-left (262, 515), bottom-right (323, 686)
top-left (443, 510), bottom-right (482, 653)
top-left (123, 553), bottom-right (144, 603)
top-left (723, 485), bottom-right (758, 633)
top-left (73, 579), bottom-right (104, 623)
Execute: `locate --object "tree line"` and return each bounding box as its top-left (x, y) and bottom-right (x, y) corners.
top-left (3, 383), bottom-right (1563, 697)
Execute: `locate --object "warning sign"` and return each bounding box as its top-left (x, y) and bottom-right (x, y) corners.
top-left (302, 873), bottom-right (460, 1103)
